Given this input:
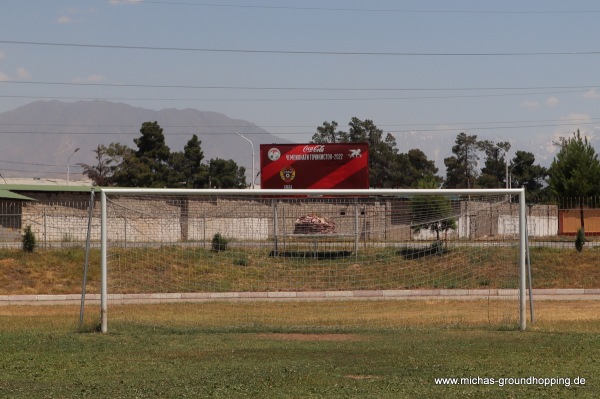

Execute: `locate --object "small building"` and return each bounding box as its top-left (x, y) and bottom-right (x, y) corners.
top-left (0, 179), bottom-right (93, 245)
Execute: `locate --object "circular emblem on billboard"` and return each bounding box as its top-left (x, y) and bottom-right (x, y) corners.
top-left (268, 147), bottom-right (281, 161)
top-left (280, 167), bottom-right (296, 183)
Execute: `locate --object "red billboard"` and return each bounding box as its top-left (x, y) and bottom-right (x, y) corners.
top-left (260, 143), bottom-right (369, 189)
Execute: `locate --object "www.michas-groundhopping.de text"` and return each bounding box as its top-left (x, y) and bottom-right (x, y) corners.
top-left (435, 376), bottom-right (586, 387)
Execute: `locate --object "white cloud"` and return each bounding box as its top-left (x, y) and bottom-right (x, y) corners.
top-left (56, 7), bottom-right (97, 24)
top-left (561, 113), bottom-right (591, 124)
top-left (0, 67), bottom-right (31, 81)
top-left (520, 100), bottom-right (540, 110)
top-left (521, 97), bottom-right (559, 110)
top-left (583, 89), bottom-right (600, 99)
top-left (56, 15), bottom-right (72, 24)
top-left (17, 67), bottom-right (31, 80)
top-left (72, 74), bottom-right (106, 83)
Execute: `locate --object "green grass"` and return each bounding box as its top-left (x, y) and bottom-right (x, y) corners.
top-left (1, 243), bottom-right (599, 397)
top-left (1, 304), bottom-right (599, 398)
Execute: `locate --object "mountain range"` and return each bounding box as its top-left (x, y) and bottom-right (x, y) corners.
top-left (0, 100), bottom-right (289, 183)
top-left (0, 100), bottom-right (597, 183)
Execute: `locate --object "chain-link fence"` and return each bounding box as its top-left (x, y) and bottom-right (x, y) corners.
top-left (0, 198), bottom-right (97, 249)
top-left (2, 196), bottom-right (600, 249)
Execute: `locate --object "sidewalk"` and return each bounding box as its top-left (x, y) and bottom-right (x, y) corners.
top-left (2, 288), bottom-right (600, 306)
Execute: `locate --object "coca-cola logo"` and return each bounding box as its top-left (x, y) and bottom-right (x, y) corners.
top-left (303, 145), bottom-right (325, 153)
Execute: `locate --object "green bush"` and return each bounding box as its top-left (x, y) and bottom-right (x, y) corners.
top-left (399, 241), bottom-right (447, 260)
top-left (575, 228), bottom-right (585, 252)
top-left (233, 254), bottom-right (249, 267)
top-left (211, 233), bottom-right (228, 252)
top-left (431, 240), bottom-right (444, 255)
top-left (22, 225), bottom-right (36, 253)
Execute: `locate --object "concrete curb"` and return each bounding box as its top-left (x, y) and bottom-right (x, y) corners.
top-left (2, 289), bottom-right (600, 306)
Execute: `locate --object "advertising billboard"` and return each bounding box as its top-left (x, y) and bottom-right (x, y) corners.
top-left (260, 143), bottom-right (369, 189)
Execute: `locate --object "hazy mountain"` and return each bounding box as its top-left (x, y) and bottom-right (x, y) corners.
top-left (0, 100), bottom-right (290, 183)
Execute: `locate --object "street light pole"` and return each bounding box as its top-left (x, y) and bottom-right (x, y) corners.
top-left (489, 143), bottom-right (509, 189)
top-left (67, 147), bottom-right (80, 185)
top-left (509, 160), bottom-right (526, 189)
top-left (235, 133), bottom-right (255, 188)
top-left (505, 158), bottom-right (509, 190)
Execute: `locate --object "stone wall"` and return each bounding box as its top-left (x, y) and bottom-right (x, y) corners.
top-left (1, 195), bottom-right (561, 245)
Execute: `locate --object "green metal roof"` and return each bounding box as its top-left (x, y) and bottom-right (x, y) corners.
top-left (0, 184), bottom-right (93, 193)
top-left (0, 190), bottom-right (36, 201)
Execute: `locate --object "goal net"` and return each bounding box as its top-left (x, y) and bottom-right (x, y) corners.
top-left (99, 188), bottom-right (529, 332)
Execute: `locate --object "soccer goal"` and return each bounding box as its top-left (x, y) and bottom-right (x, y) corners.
top-left (99, 188), bottom-right (529, 333)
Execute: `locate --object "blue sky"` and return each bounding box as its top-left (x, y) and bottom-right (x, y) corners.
top-left (1, 0), bottom-right (600, 149)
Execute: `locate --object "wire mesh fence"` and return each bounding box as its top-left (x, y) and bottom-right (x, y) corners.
top-left (0, 199), bottom-right (96, 249)
top-left (2, 195), bottom-right (600, 249)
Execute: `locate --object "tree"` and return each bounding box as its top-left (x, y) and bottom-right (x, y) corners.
top-left (208, 158), bottom-right (247, 188)
top-left (170, 134), bottom-right (208, 188)
top-left (129, 121), bottom-right (172, 187)
top-left (395, 149), bottom-right (440, 188)
top-left (22, 225), bottom-right (36, 252)
top-left (407, 149), bottom-right (439, 179)
top-left (311, 121), bottom-right (348, 143)
top-left (444, 133), bottom-right (482, 188)
top-left (78, 143), bottom-right (133, 186)
top-left (78, 145), bottom-right (115, 186)
top-left (112, 122), bottom-right (247, 188)
top-left (575, 228), bottom-right (585, 252)
top-left (477, 140), bottom-right (510, 188)
top-left (411, 176), bottom-right (457, 242)
top-left (80, 122), bottom-right (246, 188)
top-left (109, 121), bottom-right (173, 187)
top-left (346, 117), bottom-right (400, 187)
top-left (508, 151), bottom-right (549, 201)
top-left (310, 118), bottom-right (441, 188)
top-left (548, 130), bottom-right (600, 232)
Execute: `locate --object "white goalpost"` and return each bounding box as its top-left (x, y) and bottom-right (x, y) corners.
top-left (100, 188), bottom-right (529, 333)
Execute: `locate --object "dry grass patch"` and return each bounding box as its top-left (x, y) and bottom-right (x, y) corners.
top-left (2, 246), bottom-right (600, 296)
top-left (253, 333), bottom-right (367, 342)
top-left (2, 301), bottom-right (600, 334)
top-left (530, 247), bottom-right (600, 287)
top-left (345, 375), bottom-right (382, 380)
top-left (534, 300), bottom-right (600, 321)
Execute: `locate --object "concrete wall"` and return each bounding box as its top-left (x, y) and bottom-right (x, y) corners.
top-left (2, 195), bottom-right (563, 245)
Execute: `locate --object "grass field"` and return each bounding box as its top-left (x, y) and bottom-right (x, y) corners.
top-left (1, 245), bottom-right (600, 397)
top-left (1, 302), bottom-right (599, 398)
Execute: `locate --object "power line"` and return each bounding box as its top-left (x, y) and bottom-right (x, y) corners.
top-left (0, 89), bottom-right (586, 103)
top-left (3, 80), bottom-right (600, 92)
top-left (123, 1), bottom-right (600, 15)
top-left (1, 117), bottom-right (599, 130)
top-left (0, 121), bottom-right (598, 136)
top-left (0, 158), bottom-right (67, 168)
top-left (0, 168), bottom-right (72, 175)
top-left (1, 40), bottom-right (599, 57)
